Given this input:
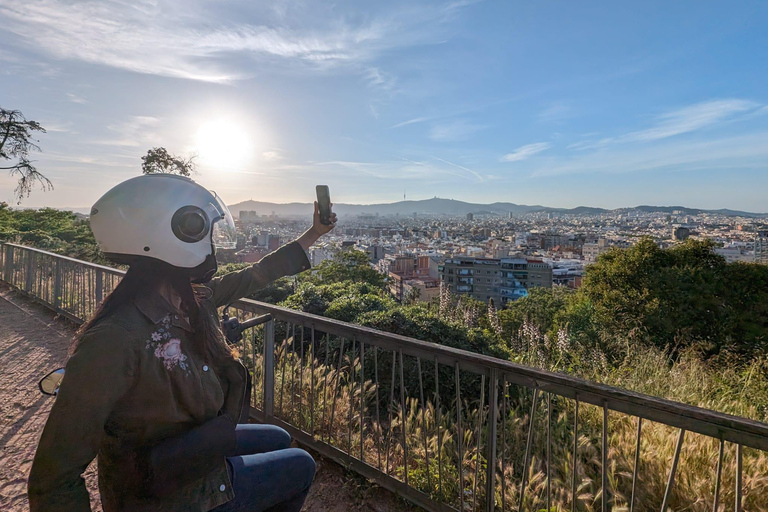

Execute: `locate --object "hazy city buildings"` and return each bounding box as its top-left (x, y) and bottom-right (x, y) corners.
top-left (228, 201), bottom-right (767, 308)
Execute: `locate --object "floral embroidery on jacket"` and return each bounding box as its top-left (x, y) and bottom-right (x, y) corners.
top-left (145, 315), bottom-right (190, 375)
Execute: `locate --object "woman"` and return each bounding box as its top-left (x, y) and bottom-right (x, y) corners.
top-left (28, 174), bottom-right (336, 512)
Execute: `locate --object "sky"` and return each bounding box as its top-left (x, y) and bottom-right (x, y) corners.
top-left (1, 0), bottom-right (767, 211)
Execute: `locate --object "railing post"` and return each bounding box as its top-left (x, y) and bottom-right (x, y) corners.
top-left (263, 318), bottom-right (275, 420)
top-left (95, 269), bottom-right (104, 305)
top-left (53, 259), bottom-right (62, 310)
top-left (2, 244), bottom-right (12, 283)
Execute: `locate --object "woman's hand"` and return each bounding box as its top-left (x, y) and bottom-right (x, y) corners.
top-left (297, 201), bottom-right (336, 251)
top-left (311, 200), bottom-right (337, 236)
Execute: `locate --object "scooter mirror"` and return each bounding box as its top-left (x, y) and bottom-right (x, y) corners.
top-left (39, 368), bottom-right (65, 396)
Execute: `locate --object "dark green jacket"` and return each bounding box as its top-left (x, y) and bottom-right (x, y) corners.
top-left (28, 242), bottom-right (310, 512)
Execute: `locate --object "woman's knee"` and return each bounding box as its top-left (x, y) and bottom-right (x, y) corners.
top-left (263, 425), bottom-right (292, 450)
top-left (236, 423), bottom-right (292, 452)
top-left (286, 448), bottom-right (316, 490)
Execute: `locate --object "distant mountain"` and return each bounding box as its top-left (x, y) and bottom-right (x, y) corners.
top-left (34, 200), bottom-right (766, 219)
top-left (227, 198), bottom-right (768, 219)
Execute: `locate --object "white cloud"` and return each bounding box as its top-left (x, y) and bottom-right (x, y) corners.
top-left (532, 131), bottom-right (768, 177)
top-left (567, 99), bottom-right (763, 151)
top-left (315, 155), bottom-right (483, 182)
top-left (391, 117), bottom-right (429, 128)
top-left (538, 103), bottom-right (572, 124)
top-left (501, 142), bottom-right (551, 162)
top-left (431, 156), bottom-right (483, 182)
top-left (99, 116), bottom-right (161, 147)
top-left (621, 99), bottom-right (758, 142)
top-left (66, 93), bottom-right (87, 104)
top-left (262, 150), bottom-right (283, 161)
top-left (0, 0), bottom-right (475, 82)
top-left (429, 120), bottom-right (485, 142)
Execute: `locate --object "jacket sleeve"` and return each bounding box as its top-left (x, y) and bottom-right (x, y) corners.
top-left (206, 241), bottom-right (311, 308)
top-left (28, 323), bottom-right (138, 512)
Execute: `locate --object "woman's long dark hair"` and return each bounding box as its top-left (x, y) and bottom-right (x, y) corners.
top-left (74, 258), bottom-right (233, 363)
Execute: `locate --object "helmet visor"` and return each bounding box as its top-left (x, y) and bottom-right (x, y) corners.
top-left (209, 191), bottom-right (237, 250)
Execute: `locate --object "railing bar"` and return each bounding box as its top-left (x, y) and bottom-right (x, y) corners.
top-left (572, 396), bottom-right (579, 512)
top-left (1, 242), bottom-right (122, 271)
top-left (359, 340), bottom-right (365, 463)
top-left (80, 262), bottom-right (85, 318)
top-left (348, 338), bottom-right (356, 455)
top-left (660, 429), bottom-right (686, 512)
top-left (251, 326), bottom-right (257, 409)
top-left (69, 262), bottom-right (74, 317)
top-left (630, 417), bottom-right (643, 512)
top-left (299, 325), bottom-right (305, 431)
top-left (399, 349), bottom-right (408, 486)
top-left (735, 444), bottom-right (742, 512)
top-left (473, 374), bottom-right (485, 512)
top-left (602, 402), bottom-right (608, 512)
top-left (484, 369), bottom-right (499, 512)
top-left (241, 312), bottom-right (247, 390)
top-left (456, 362), bottom-right (464, 512)
top-left (713, 438), bottom-right (724, 512)
top-left (385, 350), bottom-right (397, 476)
top-left (310, 326), bottom-right (316, 438)
top-left (321, 333), bottom-right (330, 443)
top-left (290, 323), bottom-right (297, 425)
top-left (38, 253), bottom-right (43, 299)
top-left (518, 387), bottom-right (539, 512)
top-left (278, 322), bottom-right (289, 415)
top-left (374, 347), bottom-right (383, 471)
top-left (546, 392), bottom-right (552, 512)
top-left (328, 337), bottom-right (347, 445)
top-left (501, 377), bottom-right (507, 512)
top-left (417, 357), bottom-right (431, 493)
top-left (434, 356), bottom-right (443, 505)
top-left (53, 259), bottom-right (61, 310)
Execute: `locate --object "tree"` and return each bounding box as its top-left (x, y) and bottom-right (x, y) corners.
top-left (0, 108), bottom-right (52, 204)
top-left (307, 249), bottom-right (387, 289)
top-left (141, 147), bottom-right (196, 176)
top-left (404, 285), bottom-right (421, 304)
top-left (582, 237), bottom-right (768, 358)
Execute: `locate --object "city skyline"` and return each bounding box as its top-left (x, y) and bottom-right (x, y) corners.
top-left (2, 1), bottom-right (768, 210)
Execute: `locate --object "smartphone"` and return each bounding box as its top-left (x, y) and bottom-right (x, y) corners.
top-left (316, 185), bottom-right (332, 225)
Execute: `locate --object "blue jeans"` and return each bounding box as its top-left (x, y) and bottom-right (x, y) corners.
top-left (212, 424), bottom-right (316, 512)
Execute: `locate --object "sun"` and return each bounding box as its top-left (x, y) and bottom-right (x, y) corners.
top-left (195, 119), bottom-right (253, 170)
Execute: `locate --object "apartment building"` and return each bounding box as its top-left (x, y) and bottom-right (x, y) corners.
top-left (582, 238), bottom-right (610, 264)
top-left (756, 230), bottom-right (768, 264)
top-left (387, 255), bottom-right (440, 302)
top-left (438, 257), bottom-right (553, 305)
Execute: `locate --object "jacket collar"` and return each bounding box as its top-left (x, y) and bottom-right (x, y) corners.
top-left (134, 291), bottom-right (194, 332)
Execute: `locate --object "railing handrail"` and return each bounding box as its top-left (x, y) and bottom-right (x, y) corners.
top-left (1, 242), bottom-right (126, 274)
top-left (233, 297), bottom-right (768, 452)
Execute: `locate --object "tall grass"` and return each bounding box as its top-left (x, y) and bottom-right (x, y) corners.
top-left (240, 323), bottom-right (768, 512)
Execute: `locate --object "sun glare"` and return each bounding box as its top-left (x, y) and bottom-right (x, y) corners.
top-left (195, 119), bottom-right (253, 170)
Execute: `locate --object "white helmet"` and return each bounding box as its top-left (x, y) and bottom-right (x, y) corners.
top-left (90, 174), bottom-right (236, 278)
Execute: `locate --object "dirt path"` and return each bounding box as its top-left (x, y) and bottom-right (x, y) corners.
top-left (0, 286), bottom-right (102, 511)
top-left (0, 285), bottom-right (415, 512)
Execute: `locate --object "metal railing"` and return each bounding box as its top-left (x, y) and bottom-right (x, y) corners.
top-left (2, 241), bottom-right (767, 512)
